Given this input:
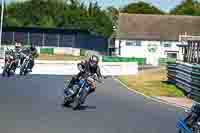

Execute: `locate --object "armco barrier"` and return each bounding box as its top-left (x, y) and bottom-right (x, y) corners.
top-left (0, 47), bottom-right (4, 59)
top-left (102, 56), bottom-right (146, 65)
top-left (159, 58), bottom-right (177, 65)
top-left (0, 60), bottom-right (138, 76)
top-left (167, 62), bottom-right (200, 102)
top-left (100, 62), bottom-right (138, 75)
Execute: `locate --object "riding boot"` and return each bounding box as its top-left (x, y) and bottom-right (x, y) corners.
top-left (88, 88), bottom-right (95, 95)
top-left (20, 58), bottom-right (24, 66)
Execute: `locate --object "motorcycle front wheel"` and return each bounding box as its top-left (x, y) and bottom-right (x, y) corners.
top-left (2, 64), bottom-right (8, 77)
top-left (7, 63), bottom-right (15, 77)
top-left (178, 129), bottom-right (184, 133)
top-left (193, 123), bottom-right (200, 133)
top-left (80, 88), bottom-right (88, 105)
top-left (72, 96), bottom-right (80, 110)
top-left (7, 70), bottom-right (11, 77)
top-left (20, 68), bottom-right (23, 76)
top-left (63, 97), bottom-right (72, 106)
top-left (2, 69), bottom-right (6, 77)
top-left (20, 64), bottom-right (25, 76)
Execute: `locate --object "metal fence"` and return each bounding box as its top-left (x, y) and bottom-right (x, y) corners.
top-left (2, 27), bottom-right (108, 52)
top-left (2, 31), bottom-right (75, 47)
top-left (167, 62), bottom-right (200, 102)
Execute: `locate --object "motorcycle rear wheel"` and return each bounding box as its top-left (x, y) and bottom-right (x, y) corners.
top-left (24, 70), bottom-right (28, 76)
top-left (2, 64), bottom-right (8, 77)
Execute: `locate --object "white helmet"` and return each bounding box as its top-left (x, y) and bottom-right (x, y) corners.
top-left (15, 42), bottom-right (22, 48)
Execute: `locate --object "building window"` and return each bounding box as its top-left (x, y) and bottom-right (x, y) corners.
top-left (164, 43), bottom-right (172, 48)
top-left (126, 41), bottom-right (134, 46)
top-left (136, 40), bottom-right (141, 46)
top-left (126, 40), bottom-right (141, 46)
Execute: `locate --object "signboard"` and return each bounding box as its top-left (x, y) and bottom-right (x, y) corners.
top-left (147, 44), bottom-right (158, 53)
top-left (179, 35), bottom-right (200, 41)
top-left (0, 47), bottom-right (4, 59)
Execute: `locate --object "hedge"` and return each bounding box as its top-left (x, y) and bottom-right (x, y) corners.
top-left (102, 56), bottom-right (146, 65)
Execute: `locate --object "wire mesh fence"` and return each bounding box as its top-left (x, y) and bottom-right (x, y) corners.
top-left (2, 27), bottom-right (108, 52)
top-left (2, 31), bottom-right (76, 47)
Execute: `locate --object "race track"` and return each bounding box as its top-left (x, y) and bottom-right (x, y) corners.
top-left (0, 75), bottom-right (183, 133)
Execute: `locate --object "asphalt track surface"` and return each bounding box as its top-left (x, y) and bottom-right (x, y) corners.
top-left (0, 75), bottom-right (184, 133)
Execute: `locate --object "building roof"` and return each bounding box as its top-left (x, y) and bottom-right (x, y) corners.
top-left (116, 13), bottom-right (200, 41)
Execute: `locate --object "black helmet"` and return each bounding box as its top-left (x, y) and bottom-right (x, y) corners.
top-left (30, 45), bottom-right (35, 51)
top-left (89, 55), bottom-right (99, 67)
top-left (15, 42), bottom-right (22, 51)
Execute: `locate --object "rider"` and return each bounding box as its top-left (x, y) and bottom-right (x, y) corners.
top-left (27, 45), bottom-right (38, 71)
top-left (4, 42), bottom-right (22, 72)
top-left (66, 55), bottom-right (102, 97)
top-left (19, 44), bottom-right (38, 72)
top-left (14, 42), bottom-right (23, 68)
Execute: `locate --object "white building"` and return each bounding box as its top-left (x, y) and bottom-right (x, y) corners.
top-left (110, 13), bottom-right (200, 66)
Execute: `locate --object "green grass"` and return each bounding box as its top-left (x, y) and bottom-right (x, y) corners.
top-left (118, 68), bottom-right (185, 97)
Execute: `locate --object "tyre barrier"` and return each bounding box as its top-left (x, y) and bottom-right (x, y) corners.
top-left (167, 61), bottom-right (200, 102)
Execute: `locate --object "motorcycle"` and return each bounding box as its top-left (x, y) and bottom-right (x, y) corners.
top-left (63, 73), bottom-right (100, 110)
top-left (2, 49), bottom-right (17, 77)
top-left (177, 103), bottom-right (200, 133)
top-left (19, 53), bottom-right (33, 76)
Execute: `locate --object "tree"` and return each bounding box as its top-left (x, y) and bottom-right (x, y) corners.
top-left (4, 0), bottom-right (113, 37)
top-left (106, 6), bottom-right (119, 25)
top-left (122, 1), bottom-right (164, 14)
top-left (170, 0), bottom-right (200, 16)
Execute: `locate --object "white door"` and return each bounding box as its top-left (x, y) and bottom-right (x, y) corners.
top-left (147, 44), bottom-right (159, 66)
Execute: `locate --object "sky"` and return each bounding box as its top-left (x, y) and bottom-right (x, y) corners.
top-left (6, 0), bottom-right (183, 12)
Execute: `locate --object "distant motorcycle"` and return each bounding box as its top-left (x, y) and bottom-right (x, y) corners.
top-left (63, 73), bottom-right (100, 110)
top-left (2, 49), bottom-right (17, 77)
top-left (20, 53), bottom-right (33, 76)
top-left (177, 103), bottom-right (200, 133)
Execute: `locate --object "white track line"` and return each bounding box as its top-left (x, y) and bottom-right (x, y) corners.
top-left (113, 77), bottom-right (191, 110)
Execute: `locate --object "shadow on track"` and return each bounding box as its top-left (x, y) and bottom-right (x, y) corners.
top-left (62, 104), bottom-right (96, 111)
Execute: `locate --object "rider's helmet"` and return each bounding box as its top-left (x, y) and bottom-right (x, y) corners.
top-left (15, 42), bottom-right (22, 52)
top-left (89, 55), bottom-right (99, 68)
top-left (30, 45), bottom-right (36, 51)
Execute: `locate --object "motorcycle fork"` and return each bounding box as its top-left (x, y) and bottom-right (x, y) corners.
top-left (26, 60), bottom-right (29, 68)
top-left (8, 62), bottom-right (13, 69)
top-left (76, 82), bottom-right (85, 98)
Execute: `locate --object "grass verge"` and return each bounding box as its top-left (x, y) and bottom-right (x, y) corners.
top-left (37, 54), bottom-right (86, 61)
top-left (118, 67), bottom-right (185, 97)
